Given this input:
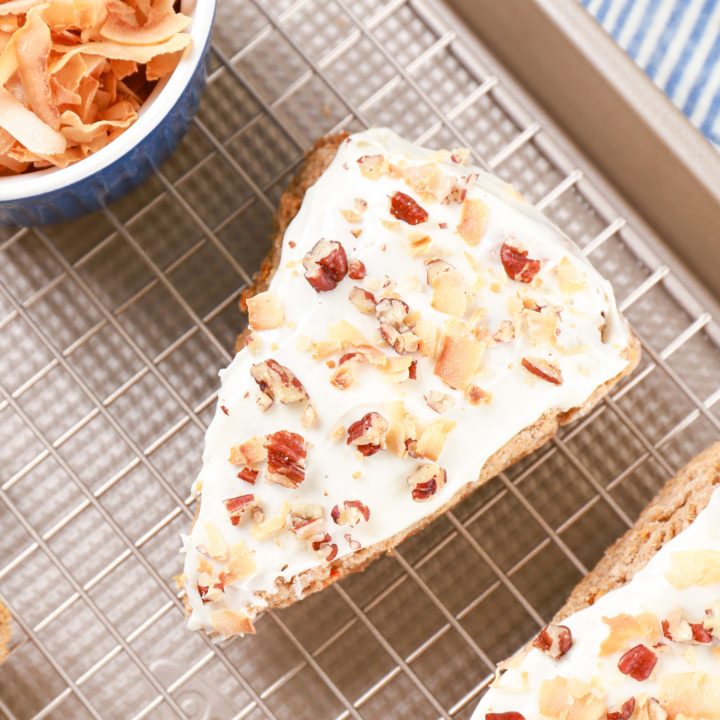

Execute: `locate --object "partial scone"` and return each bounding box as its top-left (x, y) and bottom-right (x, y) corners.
top-left (0, 600), bottom-right (10, 664)
top-left (182, 128), bottom-right (639, 637)
top-left (473, 442), bottom-right (720, 719)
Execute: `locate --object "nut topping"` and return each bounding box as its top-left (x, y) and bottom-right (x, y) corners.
top-left (376, 298), bottom-right (420, 355)
top-left (347, 412), bottom-right (388, 456)
top-left (407, 463), bottom-right (447, 502)
top-left (289, 503), bottom-right (324, 540)
top-left (349, 286), bottom-right (377, 314)
top-left (532, 624), bottom-right (573, 659)
top-left (348, 259), bottom-right (366, 280)
top-left (617, 644), bottom-right (657, 681)
top-left (331, 500), bottom-right (370, 527)
top-left (607, 698), bottom-right (635, 720)
top-left (224, 494), bottom-right (255, 526)
top-left (250, 359), bottom-right (309, 410)
top-left (389, 191), bottom-right (428, 225)
top-left (265, 431), bottom-right (307, 488)
top-left (521, 357), bottom-right (563, 385)
top-left (485, 714), bottom-right (525, 720)
top-left (303, 239), bottom-right (348, 292)
top-left (424, 390), bottom-right (455, 414)
top-left (237, 467), bottom-right (258, 484)
top-left (311, 532), bottom-right (338, 562)
top-left (500, 242), bottom-right (541, 283)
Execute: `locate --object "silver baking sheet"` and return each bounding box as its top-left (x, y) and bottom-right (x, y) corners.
top-left (1, 1), bottom-right (719, 719)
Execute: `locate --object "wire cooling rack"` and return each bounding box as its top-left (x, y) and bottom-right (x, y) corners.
top-left (1, 1), bottom-right (719, 718)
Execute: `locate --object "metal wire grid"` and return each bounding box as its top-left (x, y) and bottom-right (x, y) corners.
top-left (0, 0), bottom-right (719, 718)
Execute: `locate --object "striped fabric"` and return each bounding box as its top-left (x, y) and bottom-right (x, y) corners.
top-left (580, 0), bottom-right (720, 146)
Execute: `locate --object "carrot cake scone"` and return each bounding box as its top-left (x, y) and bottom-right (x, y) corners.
top-left (474, 442), bottom-right (720, 719)
top-left (182, 128), bottom-right (639, 637)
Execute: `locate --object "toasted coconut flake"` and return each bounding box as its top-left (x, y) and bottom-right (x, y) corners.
top-left (50, 33), bottom-right (191, 73)
top-left (247, 291), bottom-right (284, 331)
top-left (43, 0), bottom-right (108, 31)
top-left (15, 8), bottom-right (60, 130)
top-left (666, 550), bottom-right (720, 588)
top-left (456, 198), bottom-right (488, 246)
top-left (228, 436), bottom-right (267, 467)
top-left (211, 609), bottom-right (256, 637)
top-left (600, 613), bottom-right (662, 656)
top-left (538, 677), bottom-right (606, 718)
top-left (204, 522), bottom-right (227, 561)
top-left (221, 542), bottom-right (256, 584)
top-left (251, 501), bottom-right (290, 540)
top-left (415, 418), bottom-right (455, 461)
top-left (145, 48), bottom-right (181, 80)
top-left (434, 331), bottom-right (485, 390)
top-left (100, 7), bottom-right (191, 45)
top-left (0, 87), bottom-right (66, 155)
top-left (0, 0), bottom-right (45, 16)
top-left (659, 672), bottom-right (720, 718)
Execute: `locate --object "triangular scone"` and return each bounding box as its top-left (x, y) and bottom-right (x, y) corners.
top-left (473, 443), bottom-right (720, 719)
top-left (182, 128), bottom-right (639, 637)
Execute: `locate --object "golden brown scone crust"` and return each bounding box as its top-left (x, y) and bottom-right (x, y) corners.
top-left (556, 441), bottom-right (720, 620)
top-left (225, 132), bottom-right (641, 614)
top-left (0, 600), bottom-right (11, 664)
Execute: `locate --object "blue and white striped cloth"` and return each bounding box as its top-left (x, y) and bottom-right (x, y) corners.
top-left (580, 0), bottom-right (720, 146)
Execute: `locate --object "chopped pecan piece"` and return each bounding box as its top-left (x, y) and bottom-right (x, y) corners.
top-left (224, 494), bottom-right (255, 526)
top-left (407, 463), bottom-right (447, 502)
top-left (237, 467), bottom-right (258, 484)
top-left (331, 500), bottom-right (370, 527)
top-left (311, 532), bottom-right (338, 562)
top-left (348, 259), bottom-right (366, 280)
top-left (303, 239), bottom-right (348, 292)
top-left (250, 358), bottom-right (309, 410)
top-left (617, 644), bottom-right (657, 681)
top-left (349, 286), bottom-right (376, 314)
top-left (606, 698), bottom-right (635, 720)
top-left (265, 431), bottom-right (307, 488)
top-left (521, 357), bottom-right (563, 385)
top-left (532, 624), bottom-right (572, 659)
top-left (347, 412), bottom-right (388, 456)
top-left (289, 503), bottom-right (324, 540)
top-left (376, 298), bottom-right (419, 355)
top-left (389, 191), bottom-right (428, 225)
top-left (493, 319), bottom-right (515, 343)
top-left (500, 242), bottom-right (541, 283)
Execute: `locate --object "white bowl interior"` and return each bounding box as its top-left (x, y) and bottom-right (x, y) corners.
top-left (0, 0), bottom-right (215, 202)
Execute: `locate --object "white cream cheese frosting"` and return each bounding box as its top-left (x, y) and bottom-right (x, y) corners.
top-left (472, 488), bottom-right (720, 719)
top-left (181, 127), bottom-right (633, 637)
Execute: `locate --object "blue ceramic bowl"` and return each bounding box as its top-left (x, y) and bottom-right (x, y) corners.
top-left (0, 0), bottom-right (216, 227)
